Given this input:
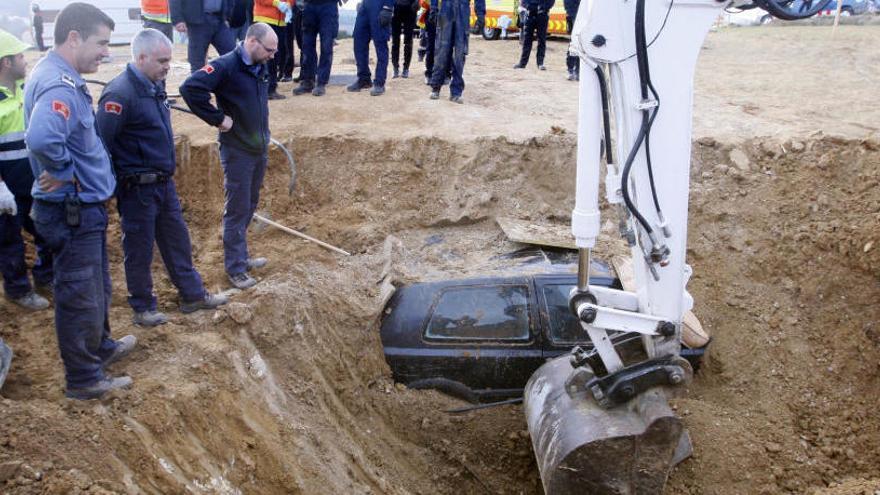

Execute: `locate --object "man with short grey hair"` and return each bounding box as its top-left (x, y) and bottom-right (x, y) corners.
top-left (96, 28), bottom-right (227, 327)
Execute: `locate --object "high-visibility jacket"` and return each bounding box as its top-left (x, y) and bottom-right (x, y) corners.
top-left (417, 0), bottom-right (430, 27)
top-left (141, 0), bottom-right (171, 23)
top-left (253, 0), bottom-right (293, 26)
top-left (0, 80), bottom-right (27, 167)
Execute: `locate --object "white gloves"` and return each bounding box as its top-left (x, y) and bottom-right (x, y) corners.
top-left (0, 182), bottom-right (16, 216)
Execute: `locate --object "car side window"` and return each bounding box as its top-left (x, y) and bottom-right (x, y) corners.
top-left (425, 285), bottom-right (531, 341)
top-left (542, 284), bottom-right (590, 344)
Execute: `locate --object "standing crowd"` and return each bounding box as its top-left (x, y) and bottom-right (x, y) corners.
top-left (2, 0), bottom-right (583, 399)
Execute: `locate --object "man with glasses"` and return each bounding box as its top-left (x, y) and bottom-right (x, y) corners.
top-left (180, 22), bottom-right (277, 289)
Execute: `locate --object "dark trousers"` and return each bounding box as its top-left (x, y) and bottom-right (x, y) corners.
top-left (117, 180), bottom-right (206, 313)
top-left (353, 6), bottom-right (391, 87)
top-left (301, 2), bottom-right (339, 87)
top-left (268, 24), bottom-right (289, 93)
top-left (565, 15), bottom-right (578, 74)
top-left (186, 14), bottom-right (236, 73)
top-left (423, 19), bottom-right (436, 79)
top-left (219, 145), bottom-right (268, 276)
top-left (34, 26), bottom-right (46, 51)
top-left (430, 13), bottom-right (467, 97)
top-left (391, 7), bottom-right (416, 71)
top-left (143, 18), bottom-right (174, 40)
top-left (519, 11), bottom-right (548, 67)
top-left (0, 160), bottom-right (52, 298)
top-left (32, 201), bottom-right (118, 389)
top-left (283, 9), bottom-right (303, 78)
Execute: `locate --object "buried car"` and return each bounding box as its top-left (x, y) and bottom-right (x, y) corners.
top-left (379, 253), bottom-right (707, 402)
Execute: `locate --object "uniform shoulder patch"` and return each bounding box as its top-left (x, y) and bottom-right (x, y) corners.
top-left (201, 64), bottom-right (216, 74)
top-left (104, 101), bottom-right (123, 115)
top-left (61, 74), bottom-right (76, 87)
top-left (52, 100), bottom-right (71, 120)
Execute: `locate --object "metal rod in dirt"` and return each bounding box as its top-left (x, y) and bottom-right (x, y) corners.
top-left (252, 213), bottom-right (350, 256)
top-left (445, 397), bottom-right (523, 414)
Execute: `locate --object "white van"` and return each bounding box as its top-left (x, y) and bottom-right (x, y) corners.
top-left (31, 0), bottom-right (143, 47)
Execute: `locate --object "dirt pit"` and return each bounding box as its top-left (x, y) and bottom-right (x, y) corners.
top-left (2, 24), bottom-right (880, 495)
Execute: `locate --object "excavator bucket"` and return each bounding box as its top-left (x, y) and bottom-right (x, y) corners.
top-left (0, 338), bottom-right (11, 391)
top-left (524, 355), bottom-right (691, 495)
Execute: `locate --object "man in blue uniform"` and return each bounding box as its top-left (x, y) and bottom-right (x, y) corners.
top-left (291, 0), bottom-right (342, 96)
top-left (170, 0), bottom-right (237, 72)
top-left (96, 29), bottom-right (228, 327)
top-left (563, 0), bottom-right (579, 81)
top-left (180, 22), bottom-right (276, 289)
top-left (25, 2), bottom-right (136, 400)
top-left (512, 0), bottom-right (553, 70)
top-left (427, 0), bottom-right (485, 103)
top-left (347, 0), bottom-right (394, 96)
top-left (0, 30), bottom-right (52, 311)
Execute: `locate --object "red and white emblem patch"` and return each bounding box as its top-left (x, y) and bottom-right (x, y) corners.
top-left (52, 100), bottom-right (70, 120)
top-left (104, 101), bottom-right (123, 115)
top-left (201, 64), bottom-right (215, 74)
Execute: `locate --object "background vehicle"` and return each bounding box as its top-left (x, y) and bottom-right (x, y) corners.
top-left (793, 0), bottom-right (871, 15)
top-left (721, 6), bottom-right (774, 25)
top-left (471, 0), bottom-right (569, 40)
top-left (30, 0), bottom-right (143, 47)
top-left (380, 255), bottom-right (707, 402)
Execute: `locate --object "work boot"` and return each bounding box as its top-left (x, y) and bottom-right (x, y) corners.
top-left (246, 257), bottom-right (268, 270)
top-left (401, 68), bottom-right (410, 79)
top-left (268, 91), bottom-right (286, 100)
top-left (180, 293), bottom-right (228, 314)
top-left (65, 375), bottom-right (133, 400)
top-left (104, 335), bottom-right (137, 367)
top-left (228, 272), bottom-right (258, 290)
top-left (370, 85), bottom-right (385, 96)
top-left (312, 85), bottom-right (326, 96)
top-left (449, 95), bottom-right (464, 104)
top-left (346, 80), bottom-right (372, 92)
top-left (513, 63), bottom-right (525, 69)
top-left (392, 67), bottom-right (400, 78)
top-left (538, 64), bottom-right (547, 71)
top-left (429, 90), bottom-right (440, 99)
top-left (133, 310), bottom-right (168, 327)
top-left (9, 291), bottom-right (49, 310)
top-left (292, 83), bottom-right (314, 96)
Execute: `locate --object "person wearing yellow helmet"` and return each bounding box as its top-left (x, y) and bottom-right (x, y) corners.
top-left (0, 29), bottom-right (52, 311)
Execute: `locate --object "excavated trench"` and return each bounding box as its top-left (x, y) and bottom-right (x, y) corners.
top-left (1, 134), bottom-right (880, 494)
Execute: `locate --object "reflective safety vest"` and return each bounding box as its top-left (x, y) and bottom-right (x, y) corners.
top-left (253, 0), bottom-right (293, 26)
top-left (0, 80), bottom-right (26, 165)
top-left (141, 0), bottom-right (171, 23)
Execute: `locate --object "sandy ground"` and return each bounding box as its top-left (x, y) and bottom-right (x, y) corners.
top-left (1, 22), bottom-right (879, 495)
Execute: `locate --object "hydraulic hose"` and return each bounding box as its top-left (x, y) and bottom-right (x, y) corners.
top-left (595, 65), bottom-right (614, 166)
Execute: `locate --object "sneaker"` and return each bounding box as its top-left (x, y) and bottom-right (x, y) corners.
top-left (538, 64), bottom-right (547, 71)
top-left (9, 291), bottom-right (49, 311)
top-left (429, 90), bottom-right (440, 100)
top-left (392, 67), bottom-right (400, 78)
top-left (65, 375), bottom-right (133, 400)
top-left (268, 91), bottom-right (287, 100)
top-left (104, 335), bottom-right (137, 367)
top-left (312, 85), bottom-right (326, 96)
top-left (246, 257), bottom-right (268, 270)
top-left (280, 76), bottom-right (293, 82)
top-left (370, 85), bottom-right (385, 96)
top-left (346, 80), bottom-right (372, 92)
top-left (228, 272), bottom-right (258, 290)
top-left (449, 95), bottom-right (464, 104)
top-left (401, 68), bottom-right (410, 78)
top-left (180, 292), bottom-right (228, 314)
top-left (292, 84), bottom-right (315, 96)
top-left (513, 63), bottom-right (525, 69)
top-left (133, 310), bottom-right (168, 327)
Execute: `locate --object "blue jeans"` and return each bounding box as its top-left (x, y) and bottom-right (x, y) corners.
top-left (301, 1), bottom-right (339, 86)
top-left (353, 4), bottom-right (391, 86)
top-left (220, 145), bottom-right (268, 276)
top-left (32, 200), bottom-right (118, 389)
top-left (186, 14), bottom-right (236, 73)
top-left (117, 180), bottom-right (206, 313)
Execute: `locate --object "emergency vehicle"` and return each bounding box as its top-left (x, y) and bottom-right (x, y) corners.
top-left (30, 0), bottom-right (143, 47)
top-left (470, 0), bottom-right (568, 40)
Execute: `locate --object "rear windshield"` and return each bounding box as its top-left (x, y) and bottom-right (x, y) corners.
top-left (425, 285), bottom-right (530, 341)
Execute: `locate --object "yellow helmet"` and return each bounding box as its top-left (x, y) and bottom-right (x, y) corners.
top-left (0, 30), bottom-right (30, 59)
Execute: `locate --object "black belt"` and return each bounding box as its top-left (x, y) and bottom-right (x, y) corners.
top-left (121, 173), bottom-right (170, 187)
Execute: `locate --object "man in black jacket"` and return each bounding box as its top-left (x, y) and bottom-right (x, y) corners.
top-left (96, 29), bottom-right (227, 326)
top-left (179, 23), bottom-right (276, 289)
top-left (512, 0), bottom-right (554, 70)
top-left (170, 0), bottom-right (237, 72)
